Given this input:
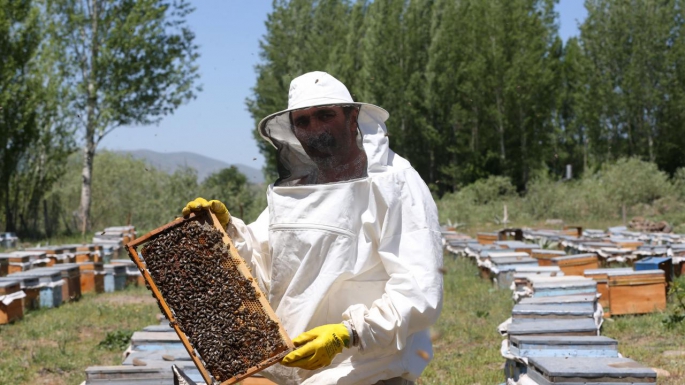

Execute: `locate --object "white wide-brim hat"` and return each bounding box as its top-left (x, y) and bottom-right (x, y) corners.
top-left (258, 71), bottom-right (389, 147)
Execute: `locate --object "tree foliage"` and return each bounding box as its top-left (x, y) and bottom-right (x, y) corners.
top-left (44, 0), bottom-right (201, 232)
top-left (249, 0), bottom-right (685, 194)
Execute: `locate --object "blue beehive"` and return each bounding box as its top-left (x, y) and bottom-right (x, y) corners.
top-left (104, 264), bottom-right (127, 292)
top-left (11, 270), bottom-right (63, 309)
top-left (634, 256), bottom-right (673, 283)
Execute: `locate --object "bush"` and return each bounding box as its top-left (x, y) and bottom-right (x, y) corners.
top-left (438, 157), bottom-right (684, 229)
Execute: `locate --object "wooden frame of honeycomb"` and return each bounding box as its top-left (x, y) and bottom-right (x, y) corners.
top-left (126, 211), bottom-right (293, 385)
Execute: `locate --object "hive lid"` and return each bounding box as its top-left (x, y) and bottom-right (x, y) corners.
top-left (584, 268), bottom-right (633, 276)
top-left (10, 270), bottom-right (62, 283)
top-left (634, 256), bottom-right (671, 264)
top-left (0, 275), bottom-right (40, 288)
top-left (510, 336), bottom-right (617, 346)
top-left (483, 251), bottom-right (531, 259)
top-left (514, 266), bottom-right (562, 273)
top-left (512, 304), bottom-right (595, 316)
top-left (10, 251), bottom-right (47, 259)
top-left (607, 269), bottom-right (663, 277)
top-left (531, 249), bottom-right (566, 256)
top-left (0, 253), bottom-right (30, 263)
top-left (528, 357), bottom-right (656, 380)
top-left (131, 331), bottom-right (181, 343)
top-left (491, 257), bottom-right (538, 266)
top-left (507, 319), bottom-right (598, 335)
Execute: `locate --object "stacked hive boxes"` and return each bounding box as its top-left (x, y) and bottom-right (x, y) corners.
top-left (0, 225), bottom-right (135, 325)
top-left (441, 226), bottom-right (668, 384)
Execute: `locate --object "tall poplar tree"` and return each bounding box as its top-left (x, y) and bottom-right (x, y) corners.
top-left (0, 0), bottom-right (41, 231)
top-left (44, 0), bottom-right (201, 233)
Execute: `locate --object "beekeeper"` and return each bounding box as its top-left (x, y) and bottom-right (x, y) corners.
top-left (182, 71), bottom-right (443, 385)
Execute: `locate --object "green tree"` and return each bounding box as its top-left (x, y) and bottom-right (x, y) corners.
top-left (0, 0), bottom-right (42, 231)
top-left (44, 0), bottom-right (201, 234)
top-left (247, 0), bottom-right (355, 183)
top-left (200, 167), bottom-right (255, 222)
top-left (580, 0), bottom-right (684, 171)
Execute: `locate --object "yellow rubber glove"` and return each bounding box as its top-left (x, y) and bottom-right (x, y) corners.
top-left (281, 324), bottom-right (350, 370)
top-left (181, 197), bottom-right (231, 229)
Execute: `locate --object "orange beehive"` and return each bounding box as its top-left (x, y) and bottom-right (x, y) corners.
top-left (0, 280), bottom-right (24, 324)
top-left (583, 268), bottom-right (632, 317)
top-left (551, 254), bottom-right (599, 276)
top-left (531, 249), bottom-right (567, 267)
top-left (608, 269), bottom-right (666, 315)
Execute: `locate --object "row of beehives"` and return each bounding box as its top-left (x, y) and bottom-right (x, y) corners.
top-left (442, 230), bottom-right (660, 385)
top-left (82, 317), bottom-right (276, 385)
top-left (0, 226), bottom-right (141, 325)
top-left (520, 226), bottom-right (685, 275)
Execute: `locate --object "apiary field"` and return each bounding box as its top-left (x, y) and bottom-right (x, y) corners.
top-left (0, 254), bottom-right (684, 384)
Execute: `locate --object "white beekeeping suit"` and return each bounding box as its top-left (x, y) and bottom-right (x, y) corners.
top-left (230, 71), bottom-right (443, 385)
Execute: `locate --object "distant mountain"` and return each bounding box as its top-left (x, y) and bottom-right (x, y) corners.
top-left (117, 149), bottom-right (264, 184)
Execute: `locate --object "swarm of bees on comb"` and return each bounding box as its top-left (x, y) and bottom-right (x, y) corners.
top-left (141, 220), bottom-right (287, 382)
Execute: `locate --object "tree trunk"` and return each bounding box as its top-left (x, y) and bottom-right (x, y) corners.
top-left (78, 140), bottom-right (95, 234)
top-left (78, 0), bottom-right (99, 235)
top-left (43, 199), bottom-right (51, 238)
top-left (583, 136), bottom-right (588, 173)
top-left (495, 91), bottom-right (506, 160)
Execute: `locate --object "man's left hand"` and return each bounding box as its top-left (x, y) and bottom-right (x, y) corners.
top-left (281, 324), bottom-right (350, 370)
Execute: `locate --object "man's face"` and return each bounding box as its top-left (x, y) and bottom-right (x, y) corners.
top-left (290, 105), bottom-right (359, 167)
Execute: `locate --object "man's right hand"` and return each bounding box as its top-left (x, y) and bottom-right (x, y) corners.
top-left (182, 197), bottom-right (231, 229)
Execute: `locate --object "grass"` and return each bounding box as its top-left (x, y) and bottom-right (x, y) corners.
top-left (0, 285), bottom-right (158, 385)
top-left (419, 253), bottom-right (685, 384)
top-left (419, 255), bottom-right (514, 385)
top-left (1, 252), bottom-right (683, 385)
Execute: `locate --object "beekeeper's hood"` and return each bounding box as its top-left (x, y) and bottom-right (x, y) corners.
top-left (258, 72), bottom-right (390, 186)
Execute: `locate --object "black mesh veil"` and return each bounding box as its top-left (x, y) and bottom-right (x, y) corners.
top-left (259, 104), bottom-right (368, 186)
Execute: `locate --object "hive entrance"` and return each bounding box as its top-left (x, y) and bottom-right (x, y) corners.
top-left (128, 212), bottom-right (293, 385)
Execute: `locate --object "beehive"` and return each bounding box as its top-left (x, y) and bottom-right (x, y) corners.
top-left (531, 249), bottom-right (567, 267)
top-left (0, 253), bottom-right (32, 274)
top-left (9, 270), bottom-right (63, 309)
top-left (607, 269), bottom-right (666, 316)
top-left (127, 211), bottom-right (294, 385)
top-left (103, 264), bottom-right (127, 292)
top-left (26, 246), bottom-right (74, 265)
top-left (550, 253), bottom-right (599, 276)
top-left (489, 256), bottom-right (539, 289)
top-left (0, 275), bottom-right (41, 310)
top-left (609, 237), bottom-right (644, 251)
top-left (77, 262), bottom-right (105, 294)
top-left (111, 259), bottom-right (145, 287)
top-left (0, 280), bottom-right (24, 324)
top-left (43, 264), bottom-right (81, 302)
top-left (522, 276), bottom-right (597, 298)
top-left (477, 232), bottom-right (499, 245)
top-left (494, 241), bottom-right (538, 255)
top-left (583, 268), bottom-right (632, 316)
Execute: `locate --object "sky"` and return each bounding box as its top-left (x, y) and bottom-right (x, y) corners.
top-left (100, 0), bottom-right (588, 170)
